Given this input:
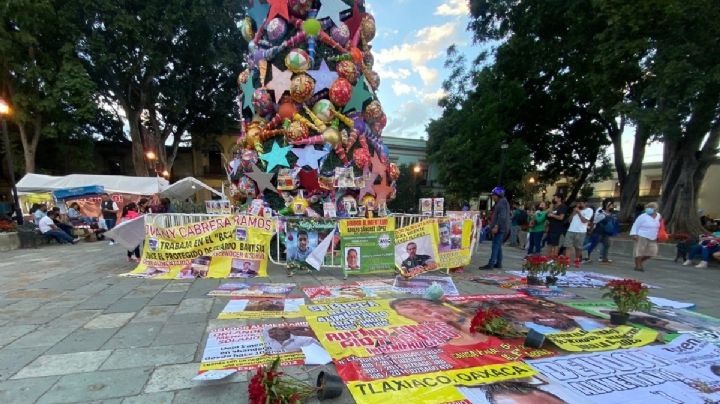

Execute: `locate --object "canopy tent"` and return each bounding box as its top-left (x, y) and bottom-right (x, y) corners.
top-left (16, 174), bottom-right (169, 196)
top-left (52, 185), bottom-right (105, 200)
top-left (160, 177), bottom-right (224, 201)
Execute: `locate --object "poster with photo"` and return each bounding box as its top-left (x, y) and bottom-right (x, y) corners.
top-left (392, 275), bottom-right (460, 296)
top-left (433, 197), bottom-right (444, 216)
top-left (419, 198), bottom-right (432, 216)
top-left (205, 200), bottom-right (232, 214)
top-left (394, 220), bottom-right (440, 277)
top-left (339, 218), bottom-right (395, 276)
top-left (285, 219), bottom-right (337, 272)
top-left (302, 284), bottom-right (382, 302)
top-left (208, 283), bottom-right (296, 298)
top-left (436, 218), bottom-right (474, 268)
top-left (457, 375), bottom-right (592, 404)
top-left (217, 298), bottom-right (306, 319)
top-left (228, 258), bottom-right (260, 278)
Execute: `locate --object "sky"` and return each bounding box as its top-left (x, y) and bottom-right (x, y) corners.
top-left (367, 0), bottom-right (665, 162)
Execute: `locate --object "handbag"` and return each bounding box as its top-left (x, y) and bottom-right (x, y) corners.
top-left (658, 219), bottom-right (669, 242)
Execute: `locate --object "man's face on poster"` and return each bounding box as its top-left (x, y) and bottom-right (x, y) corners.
top-left (347, 249), bottom-right (358, 268)
top-left (440, 226), bottom-right (450, 245)
top-left (498, 302), bottom-right (577, 330)
top-left (393, 299), bottom-right (456, 324)
top-left (406, 243), bottom-right (417, 258)
top-left (298, 233), bottom-right (308, 251)
top-left (268, 327), bottom-right (291, 342)
top-left (243, 262), bottom-right (251, 271)
top-left (493, 389), bottom-right (567, 404)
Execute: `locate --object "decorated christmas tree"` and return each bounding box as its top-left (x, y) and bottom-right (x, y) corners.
top-left (228, 0), bottom-right (397, 218)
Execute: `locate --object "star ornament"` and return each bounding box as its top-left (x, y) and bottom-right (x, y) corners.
top-left (316, 0), bottom-right (350, 28)
top-left (373, 179), bottom-right (393, 203)
top-left (343, 75), bottom-right (373, 113)
top-left (246, 163), bottom-right (278, 194)
top-left (298, 168), bottom-right (321, 194)
top-left (358, 168), bottom-right (378, 200)
top-left (344, 0), bottom-right (364, 42)
top-left (292, 144), bottom-right (329, 170)
top-left (369, 151), bottom-right (387, 182)
top-left (240, 77), bottom-right (256, 115)
top-left (307, 59), bottom-right (338, 93)
top-left (265, 64), bottom-right (293, 100)
top-left (266, 0), bottom-right (289, 21)
top-left (260, 141), bottom-right (293, 172)
top-left (247, 0), bottom-right (270, 29)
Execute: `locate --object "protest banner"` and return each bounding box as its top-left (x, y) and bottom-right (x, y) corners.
top-left (436, 218), bottom-right (474, 269)
top-left (433, 198), bottom-right (445, 216)
top-left (528, 336), bottom-right (720, 403)
top-left (207, 283), bottom-right (296, 298)
top-left (205, 200), bottom-right (231, 214)
top-left (217, 298), bottom-right (305, 319)
top-left (198, 322), bottom-right (321, 375)
top-left (394, 220), bottom-right (440, 277)
top-left (456, 375), bottom-right (592, 404)
top-left (471, 274), bottom-right (525, 288)
top-left (644, 335), bottom-right (720, 393)
top-left (339, 218), bottom-right (395, 276)
top-left (506, 270), bottom-right (659, 289)
top-left (123, 215), bottom-right (274, 279)
top-left (419, 198), bottom-right (432, 216)
top-left (285, 219), bottom-right (337, 272)
top-left (392, 275), bottom-right (459, 296)
top-left (518, 286), bottom-right (581, 300)
top-left (545, 326), bottom-right (658, 352)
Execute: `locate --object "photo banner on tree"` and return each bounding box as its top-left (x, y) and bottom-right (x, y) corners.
top-left (217, 298), bottom-right (306, 320)
top-left (122, 215), bottom-right (274, 279)
top-left (394, 220), bottom-right (440, 277)
top-left (285, 218), bottom-right (337, 272)
top-left (436, 217), bottom-right (474, 269)
top-left (339, 218), bottom-right (395, 276)
top-left (300, 298), bottom-right (554, 404)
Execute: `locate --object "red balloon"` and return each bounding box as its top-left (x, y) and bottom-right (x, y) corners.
top-left (278, 102), bottom-right (297, 120)
top-left (329, 78), bottom-right (353, 107)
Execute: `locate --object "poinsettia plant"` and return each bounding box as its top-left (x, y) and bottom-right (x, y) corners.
top-left (548, 255), bottom-right (570, 277)
top-left (602, 279), bottom-right (651, 314)
top-left (249, 357), bottom-right (317, 404)
top-left (0, 219), bottom-right (17, 233)
top-left (470, 308), bottom-right (522, 338)
top-left (522, 255), bottom-right (550, 276)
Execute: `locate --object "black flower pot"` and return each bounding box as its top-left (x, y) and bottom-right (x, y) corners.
top-left (609, 311), bottom-right (629, 325)
top-left (545, 276), bottom-right (558, 286)
top-left (524, 329), bottom-right (546, 348)
top-left (527, 275), bottom-right (542, 285)
top-left (317, 371), bottom-right (344, 400)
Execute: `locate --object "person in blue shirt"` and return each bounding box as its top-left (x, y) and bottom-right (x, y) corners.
top-left (288, 230), bottom-right (312, 262)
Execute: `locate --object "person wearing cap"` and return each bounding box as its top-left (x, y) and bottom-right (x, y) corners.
top-left (480, 187), bottom-right (511, 270)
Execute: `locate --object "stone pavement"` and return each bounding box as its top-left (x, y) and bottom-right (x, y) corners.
top-left (0, 240), bottom-right (718, 403)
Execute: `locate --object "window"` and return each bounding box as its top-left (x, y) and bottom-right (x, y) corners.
top-left (204, 143), bottom-right (225, 176)
top-left (649, 180), bottom-right (662, 196)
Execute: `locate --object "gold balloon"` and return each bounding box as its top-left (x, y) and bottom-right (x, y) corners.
top-left (245, 123), bottom-right (262, 147)
top-left (322, 127), bottom-right (341, 146)
top-left (241, 16), bottom-right (255, 42)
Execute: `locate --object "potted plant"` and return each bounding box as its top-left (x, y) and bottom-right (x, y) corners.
top-left (522, 256), bottom-right (549, 285)
top-left (470, 308), bottom-right (523, 338)
top-left (249, 357), bottom-right (326, 404)
top-left (316, 371), bottom-right (344, 400)
top-left (601, 279), bottom-right (651, 325)
top-left (546, 255), bottom-right (570, 286)
top-left (0, 218), bottom-right (20, 252)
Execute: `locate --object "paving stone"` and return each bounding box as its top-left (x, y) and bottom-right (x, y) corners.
top-left (121, 392), bottom-right (174, 404)
top-left (131, 305), bottom-right (176, 323)
top-left (167, 313), bottom-right (209, 325)
top-left (84, 313), bottom-right (136, 329)
top-left (73, 282), bottom-right (112, 296)
top-left (144, 363), bottom-right (247, 394)
top-left (0, 347), bottom-right (47, 381)
top-left (148, 292), bottom-right (186, 306)
top-left (175, 298), bottom-right (213, 315)
top-left (9, 307), bottom-right (70, 326)
top-left (13, 350), bottom-right (112, 379)
top-left (37, 367), bottom-right (152, 403)
top-left (153, 322), bottom-right (207, 347)
top-left (101, 322), bottom-right (164, 349)
top-left (172, 382), bottom-right (249, 404)
top-left (0, 376), bottom-right (60, 402)
top-left (104, 298), bottom-right (150, 314)
top-left (47, 310), bottom-right (103, 328)
top-left (75, 294), bottom-right (124, 310)
top-left (162, 282), bottom-right (192, 293)
top-left (184, 279), bottom-right (221, 298)
top-left (100, 344), bottom-right (197, 370)
top-left (102, 280), bottom-right (145, 296)
top-left (45, 328), bottom-right (118, 355)
top-left (0, 325), bottom-right (36, 348)
top-left (6, 326), bottom-right (77, 349)
top-left (125, 283), bottom-right (166, 298)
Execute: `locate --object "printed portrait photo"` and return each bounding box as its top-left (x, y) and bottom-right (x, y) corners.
top-left (229, 259), bottom-right (259, 278)
top-left (344, 247), bottom-right (361, 271)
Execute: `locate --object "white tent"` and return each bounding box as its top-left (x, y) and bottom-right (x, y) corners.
top-left (16, 173), bottom-right (169, 196)
top-left (160, 177), bottom-right (224, 201)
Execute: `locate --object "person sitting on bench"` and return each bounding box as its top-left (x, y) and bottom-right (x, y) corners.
top-left (683, 232), bottom-right (720, 269)
top-left (39, 211), bottom-right (80, 244)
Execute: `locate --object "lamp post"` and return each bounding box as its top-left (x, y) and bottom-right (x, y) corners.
top-left (0, 98), bottom-right (22, 224)
top-left (145, 150), bottom-right (169, 193)
top-left (498, 141), bottom-right (509, 186)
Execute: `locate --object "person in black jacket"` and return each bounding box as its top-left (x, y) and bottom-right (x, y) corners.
top-left (480, 186), bottom-right (511, 270)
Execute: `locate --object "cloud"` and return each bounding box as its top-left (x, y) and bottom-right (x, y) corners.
top-left (375, 66), bottom-right (412, 80)
top-left (374, 22), bottom-right (458, 67)
top-left (434, 0), bottom-right (469, 16)
top-left (414, 66), bottom-right (439, 85)
top-left (391, 81), bottom-right (416, 96)
top-left (384, 90), bottom-right (445, 139)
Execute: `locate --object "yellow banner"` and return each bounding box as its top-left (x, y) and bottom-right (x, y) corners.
top-left (122, 215), bottom-right (274, 279)
top-left (348, 362), bottom-right (536, 404)
top-left (547, 325), bottom-right (658, 352)
top-left (437, 218), bottom-right (473, 269)
top-left (216, 298), bottom-right (305, 320)
top-left (394, 220), bottom-right (440, 277)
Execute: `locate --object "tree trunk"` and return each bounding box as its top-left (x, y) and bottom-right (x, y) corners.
top-left (659, 140), bottom-right (705, 236)
top-left (125, 108), bottom-right (148, 177)
top-left (16, 119), bottom-right (41, 174)
top-left (615, 124), bottom-right (648, 223)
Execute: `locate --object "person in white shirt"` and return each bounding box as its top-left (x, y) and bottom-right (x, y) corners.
top-left (563, 197), bottom-right (594, 267)
top-left (264, 327), bottom-right (319, 354)
top-left (629, 202), bottom-right (662, 272)
top-left (39, 211), bottom-right (79, 244)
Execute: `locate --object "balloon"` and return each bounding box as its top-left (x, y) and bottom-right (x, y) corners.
top-left (388, 163), bottom-right (400, 181)
top-left (361, 14), bottom-right (376, 41)
top-left (289, 73), bottom-right (315, 103)
top-left (252, 88), bottom-right (274, 116)
top-left (285, 48), bottom-right (312, 73)
top-left (265, 17), bottom-right (287, 43)
top-left (363, 51), bottom-right (374, 69)
top-left (237, 69), bottom-right (251, 86)
top-left (350, 47), bottom-right (363, 64)
top-left (322, 127), bottom-right (341, 146)
top-left (286, 120), bottom-right (310, 142)
top-left (302, 18), bottom-right (322, 36)
top-left (367, 70), bottom-right (380, 90)
top-left (335, 60), bottom-right (358, 84)
top-left (288, 0), bottom-right (312, 18)
top-left (363, 100), bottom-right (383, 123)
top-left (330, 23), bottom-right (350, 47)
top-left (329, 78), bottom-right (353, 106)
top-left (278, 102), bottom-right (297, 120)
top-left (353, 147), bottom-right (371, 169)
top-left (240, 17), bottom-right (255, 42)
top-left (312, 99), bottom-right (336, 122)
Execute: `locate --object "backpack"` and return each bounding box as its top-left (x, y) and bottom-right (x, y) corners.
top-left (601, 215), bottom-right (619, 236)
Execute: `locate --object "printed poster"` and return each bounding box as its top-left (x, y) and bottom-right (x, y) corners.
top-left (506, 270), bottom-right (659, 289)
top-left (217, 298), bottom-right (305, 319)
top-left (419, 198), bottom-right (432, 216)
top-left (433, 197), bottom-right (444, 216)
top-left (456, 374), bottom-right (592, 404)
top-left (207, 283), bottom-right (296, 298)
top-left (394, 220), bottom-right (440, 277)
top-left (392, 275), bottom-right (460, 296)
top-left (302, 284), bottom-right (383, 303)
top-left (123, 215), bottom-right (274, 279)
top-left (205, 200), bottom-right (232, 214)
top-left (339, 218), bottom-right (395, 276)
top-left (528, 336), bottom-right (720, 403)
top-left (437, 217), bottom-right (474, 268)
top-left (198, 322), bottom-right (321, 374)
top-left (518, 286), bottom-right (581, 300)
top-left (285, 218), bottom-right (336, 272)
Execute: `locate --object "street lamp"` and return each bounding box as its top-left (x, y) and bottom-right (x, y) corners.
top-left (413, 164), bottom-right (421, 174)
top-left (528, 177), bottom-right (536, 185)
top-left (498, 141), bottom-right (509, 186)
top-left (0, 98), bottom-right (22, 224)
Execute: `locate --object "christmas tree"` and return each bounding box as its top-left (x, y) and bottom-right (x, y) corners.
top-left (228, 0), bottom-right (398, 217)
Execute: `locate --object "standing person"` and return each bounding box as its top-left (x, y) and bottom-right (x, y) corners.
top-left (545, 194), bottom-right (568, 257)
top-left (101, 193), bottom-right (119, 227)
top-left (121, 202), bottom-right (141, 262)
top-left (479, 186), bottom-right (511, 270)
top-left (563, 197), bottom-right (594, 268)
top-left (137, 198), bottom-right (150, 214)
top-left (527, 202), bottom-right (548, 256)
top-left (629, 202), bottom-right (662, 272)
top-left (509, 202), bottom-right (522, 247)
top-left (585, 198), bottom-right (615, 263)
top-left (39, 211), bottom-right (80, 244)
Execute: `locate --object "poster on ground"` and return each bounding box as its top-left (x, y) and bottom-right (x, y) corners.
top-left (301, 298), bottom-right (553, 404)
top-left (392, 275), bottom-right (460, 296)
top-left (528, 335), bottom-right (720, 403)
top-left (506, 271), bottom-right (659, 289)
top-left (122, 215), bottom-right (274, 279)
top-left (339, 218), bottom-right (395, 276)
top-left (197, 322), bottom-right (321, 376)
top-left (207, 283), bottom-right (296, 298)
top-left (302, 284), bottom-right (383, 302)
top-left (217, 298), bottom-right (305, 319)
top-left (285, 219), bottom-right (337, 272)
top-left (394, 220), bottom-right (440, 277)
top-left (436, 218), bottom-right (474, 269)
top-left (456, 375), bottom-right (592, 404)
top-left (518, 286), bottom-right (581, 300)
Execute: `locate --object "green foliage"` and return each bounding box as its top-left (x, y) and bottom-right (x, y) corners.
top-left (387, 164), bottom-right (426, 213)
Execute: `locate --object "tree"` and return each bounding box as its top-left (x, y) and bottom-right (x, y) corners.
top-left (0, 0), bottom-right (99, 173)
top-left (387, 164), bottom-right (423, 213)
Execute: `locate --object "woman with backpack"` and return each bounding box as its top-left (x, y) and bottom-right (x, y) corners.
top-left (585, 198), bottom-right (617, 263)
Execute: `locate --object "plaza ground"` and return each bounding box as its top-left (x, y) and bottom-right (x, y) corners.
top-left (0, 240), bottom-right (718, 403)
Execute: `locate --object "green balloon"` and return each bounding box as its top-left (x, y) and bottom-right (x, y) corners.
top-left (303, 19), bottom-right (322, 36)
